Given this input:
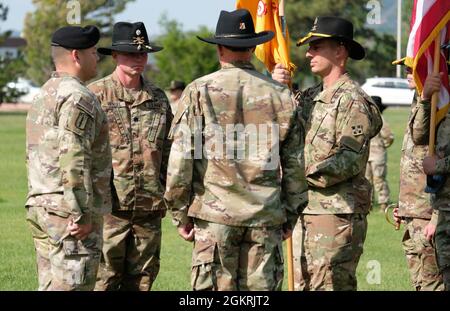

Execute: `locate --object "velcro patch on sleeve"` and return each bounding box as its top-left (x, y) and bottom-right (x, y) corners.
top-left (74, 95), bottom-right (95, 118)
top-left (340, 135), bottom-right (364, 153)
top-left (65, 97), bottom-right (95, 136)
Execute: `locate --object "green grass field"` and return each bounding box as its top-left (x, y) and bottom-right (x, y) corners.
top-left (0, 108), bottom-right (413, 291)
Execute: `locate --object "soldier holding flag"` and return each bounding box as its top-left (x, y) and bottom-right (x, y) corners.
top-left (422, 54), bottom-right (450, 290)
top-left (392, 57), bottom-right (444, 291)
top-left (272, 16), bottom-right (383, 290)
top-left (423, 76), bottom-right (450, 290)
top-left (397, 0), bottom-right (450, 291)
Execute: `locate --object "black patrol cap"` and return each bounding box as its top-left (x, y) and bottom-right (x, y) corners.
top-left (51, 25), bottom-right (100, 49)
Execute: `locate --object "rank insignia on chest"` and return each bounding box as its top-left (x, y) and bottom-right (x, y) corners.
top-left (351, 124), bottom-right (363, 136)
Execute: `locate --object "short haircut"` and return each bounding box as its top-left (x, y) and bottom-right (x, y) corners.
top-left (51, 46), bottom-right (73, 66)
top-left (329, 38), bottom-right (350, 55)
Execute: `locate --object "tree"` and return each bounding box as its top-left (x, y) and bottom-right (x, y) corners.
top-left (149, 15), bottom-right (219, 89)
top-left (23, 0), bottom-right (134, 86)
top-left (0, 2), bottom-right (26, 104)
top-left (285, 0), bottom-right (397, 87)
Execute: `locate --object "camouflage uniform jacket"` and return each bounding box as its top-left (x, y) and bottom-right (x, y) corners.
top-left (431, 101), bottom-right (450, 213)
top-left (296, 74), bottom-right (382, 214)
top-left (26, 72), bottom-right (112, 224)
top-left (88, 72), bottom-right (173, 212)
top-left (368, 116), bottom-right (394, 162)
top-left (164, 61), bottom-right (308, 227)
top-left (398, 93), bottom-right (438, 222)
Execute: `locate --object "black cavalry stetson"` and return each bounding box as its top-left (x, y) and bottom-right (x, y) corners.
top-left (297, 16), bottom-right (365, 60)
top-left (197, 9), bottom-right (274, 48)
top-left (51, 25), bottom-right (100, 49)
top-left (98, 22), bottom-right (163, 55)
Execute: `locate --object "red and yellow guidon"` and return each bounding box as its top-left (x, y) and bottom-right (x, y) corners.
top-left (257, 0), bottom-right (267, 16)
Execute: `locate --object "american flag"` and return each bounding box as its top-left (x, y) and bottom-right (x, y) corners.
top-left (405, 0), bottom-right (450, 124)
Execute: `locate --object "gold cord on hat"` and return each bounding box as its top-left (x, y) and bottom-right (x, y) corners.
top-left (296, 32), bottom-right (332, 46)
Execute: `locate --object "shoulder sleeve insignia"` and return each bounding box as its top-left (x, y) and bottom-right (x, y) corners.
top-left (65, 97), bottom-right (95, 136)
top-left (75, 111), bottom-right (89, 130)
top-left (351, 124), bottom-right (364, 136)
top-left (340, 135), bottom-right (364, 153)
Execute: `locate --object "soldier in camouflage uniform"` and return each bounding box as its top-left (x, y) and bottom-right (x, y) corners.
top-left (421, 66), bottom-right (450, 290)
top-left (392, 58), bottom-right (443, 291)
top-left (273, 17), bottom-right (382, 291)
top-left (365, 96), bottom-right (394, 211)
top-left (168, 80), bottom-right (185, 115)
top-left (89, 22), bottom-right (172, 291)
top-left (25, 25), bottom-right (112, 290)
top-left (164, 9), bottom-right (307, 291)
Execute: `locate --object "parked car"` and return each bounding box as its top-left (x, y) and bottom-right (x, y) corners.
top-left (361, 77), bottom-right (415, 106)
top-left (6, 78), bottom-right (40, 103)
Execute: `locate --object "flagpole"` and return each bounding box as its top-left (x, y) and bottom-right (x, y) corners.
top-left (428, 38), bottom-right (441, 156)
top-left (278, 0), bottom-right (295, 292)
top-left (396, 0), bottom-right (402, 78)
top-left (279, 0), bottom-right (286, 36)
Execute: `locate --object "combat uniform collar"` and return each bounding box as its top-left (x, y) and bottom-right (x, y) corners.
top-left (314, 73), bottom-right (350, 104)
top-left (111, 71), bottom-right (155, 107)
top-left (221, 60), bottom-right (255, 70)
top-left (51, 71), bottom-right (84, 85)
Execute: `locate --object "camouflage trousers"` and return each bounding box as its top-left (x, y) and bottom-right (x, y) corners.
top-left (191, 219), bottom-right (284, 291)
top-left (26, 206), bottom-right (103, 291)
top-left (401, 218), bottom-right (443, 291)
top-left (293, 214), bottom-right (367, 291)
top-left (365, 159), bottom-right (390, 205)
top-left (435, 210), bottom-right (450, 290)
top-left (95, 210), bottom-right (162, 291)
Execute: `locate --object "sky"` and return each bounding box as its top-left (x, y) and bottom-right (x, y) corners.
top-left (2, 0), bottom-right (400, 38)
top-left (1, 0), bottom-right (236, 36)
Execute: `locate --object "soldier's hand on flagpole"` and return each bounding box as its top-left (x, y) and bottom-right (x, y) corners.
top-left (422, 72), bottom-right (443, 100)
top-left (271, 63), bottom-right (291, 85)
top-left (423, 155), bottom-right (439, 175)
top-left (177, 222), bottom-right (194, 242)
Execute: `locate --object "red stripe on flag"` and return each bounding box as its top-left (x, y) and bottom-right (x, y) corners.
top-left (415, 24), bottom-right (450, 93)
top-left (412, 2), bottom-right (450, 54)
